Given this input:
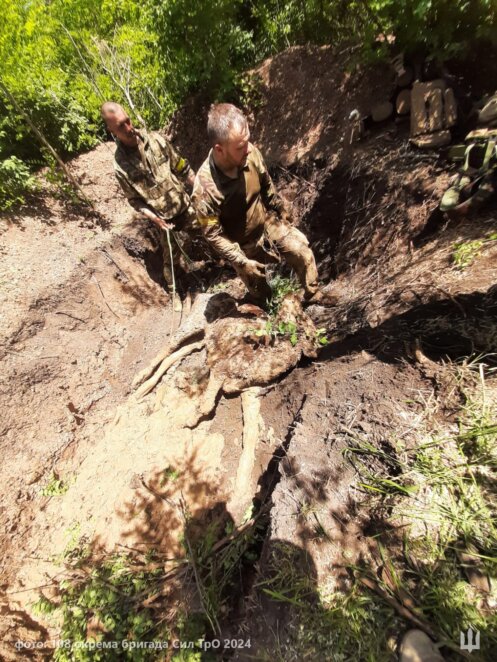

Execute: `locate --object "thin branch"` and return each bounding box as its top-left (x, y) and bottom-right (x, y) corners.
top-left (101, 248), bottom-right (129, 280)
top-left (91, 274), bottom-right (120, 318)
top-left (55, 311), bottom-right (88, 323)
top-left (90, 37), bottom-right (147, 127)
top-left (178, 496), bottom-right (222, 638)
top-left (357, 574), bottom-right (471, 660)
top-left (59, 24), bottom-right (107, 103)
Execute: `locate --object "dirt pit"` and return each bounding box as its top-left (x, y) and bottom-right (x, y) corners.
top-left (1, 45), bottom-right (497, 661)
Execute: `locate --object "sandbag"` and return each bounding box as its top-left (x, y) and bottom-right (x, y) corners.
top-left (410, 80), bottom-right (446, 137)
top-left (411, 130), bottom-right (451, 149)
top-left (410, 80), bottom-right (457, 149)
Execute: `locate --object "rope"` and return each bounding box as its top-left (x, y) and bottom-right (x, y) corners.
top-left (172, 230), bottom-right (194, 265)
top-left (165, 228), bottom-right (177, 335)
top-left (171, 231), bottom-right (204, 289)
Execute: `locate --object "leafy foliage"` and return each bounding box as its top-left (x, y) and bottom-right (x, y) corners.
top-left (266, 274), bottom-right (301, 318)
top-left (33, 550), bottom-right (169, 662)
top-left (0, 0), bottom-right (161, 207)
top-left (144, 0), bottom-right (255, 104)
top-left (32, 507), bottom-right (263, 661)
top-left (453, 239), bottom-right (485, 270)
top-left (40, 472), bottom-right (69, 497)
top-left (452, 232), bottom-right (497, 270)
top-left (1, 0), bottom-right (497, 208)
top-left (374, 0), bottom-right (497, 57)
top-left (0, 156), bottom-right (38, 210)
top-left (340, 368), bottom-right (497, 658)
top-left (258, 541), bottom-right (398, 660)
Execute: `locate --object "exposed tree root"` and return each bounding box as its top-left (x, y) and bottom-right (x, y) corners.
top-left (132, 344), bottom-right (174, 390)
top-left (132, 292), bottom-right (320, 436)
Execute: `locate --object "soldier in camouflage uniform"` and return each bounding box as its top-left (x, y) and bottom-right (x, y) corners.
top-left (101, 102), bottom-right (195, 310)
top-left (192, 104), bottom-right (330, 306)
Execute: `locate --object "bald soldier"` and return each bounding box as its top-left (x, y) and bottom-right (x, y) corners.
top-left (192, 104), bottom-right (330, 306)
top-left (101, 102), bottom-right (195, 310)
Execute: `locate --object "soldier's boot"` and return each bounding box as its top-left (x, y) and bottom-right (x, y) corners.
top-left (442, 128), bottom-right (497, 213)
top-left (470, 169), bottom-right (497, 208)
top-left (399, 630), bottom-right (445, 662)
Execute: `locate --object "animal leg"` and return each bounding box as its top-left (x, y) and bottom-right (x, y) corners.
top-left (135, 341), bottom-right (205, 400)
top-left (233, 388), bottom-right (262, 505)
top-left (185, 374), bottom-right (223, 428)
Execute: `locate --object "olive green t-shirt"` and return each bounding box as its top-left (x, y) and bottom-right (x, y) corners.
top-left (192, 144), bottom-right (283, 265)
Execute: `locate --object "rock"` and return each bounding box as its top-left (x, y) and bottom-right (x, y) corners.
top-left (371, 101), bottom-right (394, 123)
top-left (396, 65), bottom-right (414, 88)
top-left (396, 89), bottom-right (411, 115)
top-left (478, 92), bottom-right (497, 125)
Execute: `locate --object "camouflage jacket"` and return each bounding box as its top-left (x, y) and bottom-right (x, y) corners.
top-left (192, 144), bottom-right (284, 265)
top-left (114, 130), bottom-right (192, 221)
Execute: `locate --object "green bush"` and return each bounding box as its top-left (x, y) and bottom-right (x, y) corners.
top-left (0, 156), bottom-right (38, 210)
top-left (1, 0), bottom-right (497, 197)
top-left (375, 0), bottom-right (497, 57)
top-left (33, 551), bottom-right (168, 662)
top-left (144, 0), bottom-right (255, 103)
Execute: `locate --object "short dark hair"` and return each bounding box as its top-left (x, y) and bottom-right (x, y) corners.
top-left (207, 103), bottom-right (248, 146)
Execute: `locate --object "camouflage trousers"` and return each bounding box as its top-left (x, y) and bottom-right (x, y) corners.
top-left (159, 205), bottom-right (197, 291)
top-left (233, 215), bottom-right (319, 303)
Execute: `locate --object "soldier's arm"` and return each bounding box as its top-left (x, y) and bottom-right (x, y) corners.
top-left (157, 134), bottom-right (195, 189)
top-left (252, 145), bottom-right (285, 215)
top-left (115, 171), bottom-right (173, 230)
top-left (192, 185), bottom-right (248, 266)
top-left (199, 215), bottom-right (248, 265)
top-left (115, 171), bottom-right (150, 214)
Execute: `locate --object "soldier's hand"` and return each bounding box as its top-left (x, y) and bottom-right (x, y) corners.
top-left (186, 170), bottom-right (195, 190)
top-left (152, 215), bottom-right (174, 231)
top-left (244, 259), bottom-right (266, 279)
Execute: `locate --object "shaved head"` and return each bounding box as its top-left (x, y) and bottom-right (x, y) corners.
top-left (100, 101), bottom-right (125, 120)
top-left (101, 101), bottom-right (138, 147)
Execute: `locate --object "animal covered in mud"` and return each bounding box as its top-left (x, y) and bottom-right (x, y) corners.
top-left (132, 292), bottom-right (323, 427)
